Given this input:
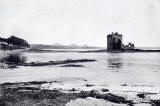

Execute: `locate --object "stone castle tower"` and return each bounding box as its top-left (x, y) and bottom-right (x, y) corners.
top-left (107, 32), bottom-right (122, 51)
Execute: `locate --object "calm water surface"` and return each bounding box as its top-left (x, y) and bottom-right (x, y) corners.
top-left (0, 50), bottom-right (160, 89)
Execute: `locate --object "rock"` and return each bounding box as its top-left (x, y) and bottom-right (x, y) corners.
top-left (121, 84), bottom-right (127, 86)
top-left (15, 86), bottom-right (40, 91)
top-left (137, 93), bottom-right (145, 99)
top-left (102, 93), bottom-right (132, 104)
top-left (150, 100), bottom-right (160, 106)
top-left (26, 81), bottom-right (48, 85)
top-left (85, 84), bottom-right (94, 87)
top-left (101, 88), bottom-right (109, 92)
top-left (8, 65), bottom-right (18, 68)
top-left (79, 90), bottom-right (133, 105)
top-left (69, 88), bottom-right (77, 91)
top-left (61, 64), bottom-right (84, 67)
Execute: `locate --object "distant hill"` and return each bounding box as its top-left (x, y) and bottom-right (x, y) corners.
top-left (31, 44), bottom-right (102, 49)
top-left (136, 47), bottom-right (160, 50)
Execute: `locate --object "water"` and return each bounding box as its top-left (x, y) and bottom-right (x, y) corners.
top-left (0, 50), bottom-right (160, 93)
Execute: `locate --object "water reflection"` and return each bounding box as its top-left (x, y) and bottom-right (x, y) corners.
top-left (107, 53), bottom-right (123, 70)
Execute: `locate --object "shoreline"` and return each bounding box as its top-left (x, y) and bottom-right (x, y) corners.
top-left (25, 48), bottom-right (160, 53)
top-left (0, 80), bottom-right (160, 106)
top-left (1, 48), bottom-right (160, 53)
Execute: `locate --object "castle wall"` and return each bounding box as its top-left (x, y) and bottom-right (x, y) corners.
top-left (107, 33), bottom-right (122, 51)
top-left (107, 36), bottom-right (113, 50)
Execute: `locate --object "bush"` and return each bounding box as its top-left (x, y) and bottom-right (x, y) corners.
top-left (0, 53), bottom-right (26, 65)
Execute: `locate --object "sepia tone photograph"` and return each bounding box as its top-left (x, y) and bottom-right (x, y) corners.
top-left (0, 0), bottom-right (160, 106)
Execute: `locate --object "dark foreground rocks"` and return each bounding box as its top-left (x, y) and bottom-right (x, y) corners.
top-left (150, 100), bottom-right (160, 106)
top-left (1, 82), bottom-right (159, 106)
top-left (0, 82), bottom-right (133, 106)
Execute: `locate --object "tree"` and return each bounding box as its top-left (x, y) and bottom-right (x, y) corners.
top-left (7, 36), bottom-right (30, 48)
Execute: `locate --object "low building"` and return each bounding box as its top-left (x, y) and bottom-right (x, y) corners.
top-left (123, 43), bottom-right (135, 50)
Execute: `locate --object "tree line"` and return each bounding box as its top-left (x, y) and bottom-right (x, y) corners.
top-left (0, 36), bottom-right (30, 49)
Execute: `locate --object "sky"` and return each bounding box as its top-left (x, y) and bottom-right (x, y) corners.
top-left (0, 0), bottom-right (160, 47)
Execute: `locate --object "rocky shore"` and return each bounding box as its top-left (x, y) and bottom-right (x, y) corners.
top-left (0, 81), bottom-right (132, 106)
top-left (0, 81), bottom-right (160, 106)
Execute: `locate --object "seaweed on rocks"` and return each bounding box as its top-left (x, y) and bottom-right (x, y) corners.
top-left (85, 84), bottom-right (94, 87)
top-left (137, 93), bottom-right (145, 99)
top-left (61, 64), bottom-right (84, 67)
top-left (78, 90), bottom-right (133, 105)
top-left (24, 59), bottom-right (96, 67)
top-left (0, 82), bottom-right (134, 106)
top-left (101, 88), bottom-right (109, 92)
top-left (150, 100), bottom-right (160, 106)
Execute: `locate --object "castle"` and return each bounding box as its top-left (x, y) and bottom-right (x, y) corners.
top-left (107, 32), bottom-right (134, 51)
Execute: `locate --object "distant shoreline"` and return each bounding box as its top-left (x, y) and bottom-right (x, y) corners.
top-left (1, 48), bottom-right (160, 53)
top-left (25, 48), bottom-right (160, 53)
